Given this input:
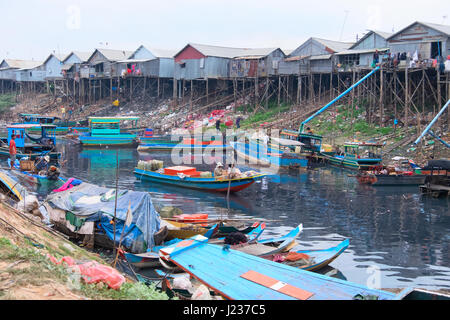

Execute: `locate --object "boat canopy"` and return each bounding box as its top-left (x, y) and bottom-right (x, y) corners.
top-left (271, 137), bottom-right (305, 147)
top-left (89, 117), bottom-right (140, 123)
top-left (45, 182), bottom-right (161, 252)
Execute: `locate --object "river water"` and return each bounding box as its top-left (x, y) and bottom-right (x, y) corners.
top-left (52, 141), bottom-right (450, 292)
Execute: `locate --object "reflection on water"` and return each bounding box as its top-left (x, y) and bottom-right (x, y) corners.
top-left (50, 142), bottom-right (450, 290)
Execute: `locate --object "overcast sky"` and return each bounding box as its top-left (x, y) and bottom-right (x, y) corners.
top-left (1, 0), bottom-right (449, 61)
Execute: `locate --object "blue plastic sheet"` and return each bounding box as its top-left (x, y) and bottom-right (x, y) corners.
top-left (46, 182), bottom-right (161, 252)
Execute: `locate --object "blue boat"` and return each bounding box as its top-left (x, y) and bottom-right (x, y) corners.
top-left (79, 117), bottom-right (140, 147)
top-left (0, 124), bottom-right (61, 161)
top-left (121, 223), bottom-right (266, 269)
top-left (321, 141), bottom-right (384, 170)
top-left (7, 159), bottom-right (64, 188)
top-left (230, 140), bottom-right (308, 168)
top-left (279, 67), bottom-right (382, 168)
top-left (138, 136), bottom-right (230, 152)
top-left (260, 239), bottom-right (349, 272)
top-left (0, 170), bottom-right (26, 202)
top-left (158, 234), bottom-right (397, 300)
top-left (134, 166), bottom-right (266, 193)
top-left (17, 113), bottom-right (89, 135)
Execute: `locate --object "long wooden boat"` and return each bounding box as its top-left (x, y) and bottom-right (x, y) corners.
top-left (7, 165), bottom-right (65, 188)
top-left (158, 234), bottom-right (398, 300)
top-left (260, 239), bottom-right (349, 272)
top-left (0, 124), bottom-right (61, 161)
top-left (79, 117), bottom-right (140, 147)
top-left (230, 141), bottom-right (308, 168)
top-left (321, 141), bottom-right (384, 171)
top-left (121, 223), bottom-right (266, 269)
top-left (224, 224), bottom-right (303, 256)
top-left (134, 166), bottom-right (265, 193)
top-left (17, 114), bottom-right (89, 135)
top-left (0, 170), bottom-right (25, 201)
top-left (356, 173), bottom-right (426, 186)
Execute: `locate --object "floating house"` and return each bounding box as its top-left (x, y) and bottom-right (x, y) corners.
top-left (42, 53), bottom-right (67, 80)
top-left (62, 51), bottom-right (93, 79)
top-left (387, 21), bottom-right (450, 61)
top-left (335, 30), bottom-right (391, 70)
top-left (85, 49), bottom-right (133, 78)
top-left (174, 43), bottom-right (285, 80)
top-left (0, 59), bottom-right (43, 83)
top-left (280, 38), bottom-right (354, 74)
top-left (112, 45), bottom-right (177, 78)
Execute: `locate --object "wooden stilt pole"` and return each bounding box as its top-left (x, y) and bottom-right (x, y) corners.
top-left (380, 67), bottom-right (384, 127)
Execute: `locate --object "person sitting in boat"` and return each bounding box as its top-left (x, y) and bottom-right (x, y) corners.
top-left (228, 164), bottom-right (242, 179)
top-left (214, 162), bottom-right (225, 178)
top-left (35, 155), bottom-right (50, 172)
top-left (46, 165), bottom-right (60, 181)
top-left (306, 127), bottom-right (314, 134)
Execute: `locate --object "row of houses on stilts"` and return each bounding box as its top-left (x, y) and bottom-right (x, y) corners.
top-left (0, 20), bottom-right (449, 113)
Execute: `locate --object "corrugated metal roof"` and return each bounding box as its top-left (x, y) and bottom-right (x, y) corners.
top-left (61, 63), bottom-right (74, 70)
top-left (0, 59), bottom-right (43, 69)
top-left (387, 21), bottom-right (450, 40)
top-left (115, 59), bottom-right (153, 63)
top-left (43, 53), bottom-right (68, 65)
top-left (284, 55), bottom-right (309, 62)
top-left (336, 48), bottom-right (389, 55)
top-left (419, 21), bottom-right (450, 36)
top-left (64, 51), bottom-right (93, 63)
top-left (130, 45), bottom-right (177, 59)
top-left (350, 30), bottom-right (392, 49)
top-left (309, 54), bottom-right (332, 60)
top-left (146, 47), bottom-right (177, 58)
top-left (182, 43), bottom-right (280, 59)
top-left (282, 49), bottom-right (295, 56)
top-left (372, 30), bottom-right (393, 39)
top-left (312, 38), bottom-right (354, 53)
top-left (95, 49), bottom-right (134, 61)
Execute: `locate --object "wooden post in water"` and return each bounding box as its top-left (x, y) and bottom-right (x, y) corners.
top-left (379, 67), bottom-right (384, 127)
top-left (113, 150), bottom-right (119, 262)
top-left (404, 67), bottom-right (409, 129)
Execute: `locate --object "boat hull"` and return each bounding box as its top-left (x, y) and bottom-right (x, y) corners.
top-left (360, 174), bottom-right (427, 186)
top-left (134, 168), bottom-right (262, 192)
top-left (322, 154), bottom-right (382, 170)
top-left (0, 147), bottom-right (61, 161)
top-left (138, 143), bottom-right (231, 152)
top-left (79, 135), bottom-right (137, 147)
top-left (231, 142), bottom-right (308, 168)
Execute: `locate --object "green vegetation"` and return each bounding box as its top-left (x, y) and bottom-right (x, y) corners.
top-left (80, 281), bottom-right (172, 300)
top-left (0, 236), bottom-right (171, 300)
top-left (238, 102), bottom-right (291, 128)
top-left (308, 102), bottom-right (396, 139)
top-left (0, 93), bottom-right (16, 113)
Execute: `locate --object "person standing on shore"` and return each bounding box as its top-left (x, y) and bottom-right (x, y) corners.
top-left (9, 134), bottom-right (17, 169)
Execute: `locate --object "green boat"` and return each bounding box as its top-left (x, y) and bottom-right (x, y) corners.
top-left (321, 141), bottom-right (384, 170)
top-left (18, 113), bottom-right (89, 135)
top-left (79, 116), bottom-right (140, 147)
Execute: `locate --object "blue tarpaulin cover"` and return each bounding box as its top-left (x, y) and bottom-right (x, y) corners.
top-left (46, 182), bottom-right (160, 252)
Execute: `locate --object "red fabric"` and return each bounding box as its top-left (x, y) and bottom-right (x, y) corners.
top-left (48, 254), bottom-right (125, 290)
top-left (71, 261), bottom-right (125, 290)
top-left (285, 252), bottom-right (310, 262)
top-left (9, 139), bottom-right (16, 155)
